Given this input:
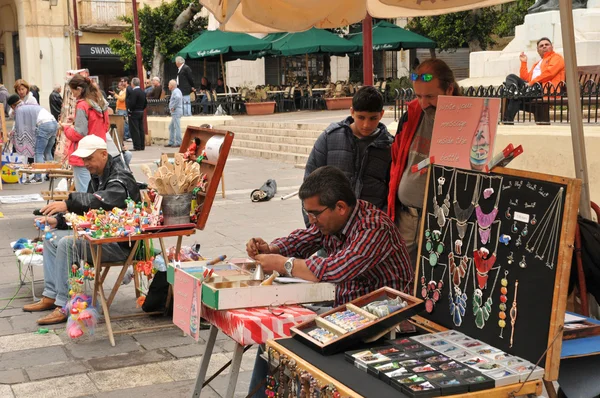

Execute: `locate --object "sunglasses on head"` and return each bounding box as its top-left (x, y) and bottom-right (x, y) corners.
top-left (410, 73), bottom-right (434, 82)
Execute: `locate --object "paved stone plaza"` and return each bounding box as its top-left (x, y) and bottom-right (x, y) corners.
top-left (0, 141), bottom-right (308, 397)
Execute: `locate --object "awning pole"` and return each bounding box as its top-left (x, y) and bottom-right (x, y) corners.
top-left (559, 0), bottom-right (591, 219)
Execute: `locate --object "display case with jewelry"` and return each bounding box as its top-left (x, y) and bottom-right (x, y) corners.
top-left (291, 287), bottom-right (425, 355)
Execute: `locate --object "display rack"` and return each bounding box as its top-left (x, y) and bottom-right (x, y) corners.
top-left (178, 126), bottom-right (234, 230)
top-left (415, 165), bottom-right (581, 381)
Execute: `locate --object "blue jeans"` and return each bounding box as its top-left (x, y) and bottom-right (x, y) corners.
top-left (183, 95), bottom-right (191, 116)
top-left (248, 345), bottom-right (269, 398)
top-left (42, 229), bottom-right (129, 307)
top-left (35, 120), bottom-right (58, 179)
top-left (200, 94), bottom-right (210, 114)
top-left (73, 166), bottom-right (90, 192)
top-left (116, 109), bottom-right (130, 139)
top-left (169, 114), bottom-right (182, 146)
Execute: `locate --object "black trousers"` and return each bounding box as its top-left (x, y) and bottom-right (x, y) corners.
top-left (128, 111), bottom-right (145, 150)
top-left (503, 74), bottom-right (528, 122)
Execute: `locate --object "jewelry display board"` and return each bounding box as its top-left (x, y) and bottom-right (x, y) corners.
top-left (415, 165), bottom-right (580, 381)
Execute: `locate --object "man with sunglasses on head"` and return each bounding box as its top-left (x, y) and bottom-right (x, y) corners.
top-left (245, 165), bottom-right (412, 398)
top-left (388, 59), bottom-right (459, 268)
top-left (502, 37), bottom-right (565, 124)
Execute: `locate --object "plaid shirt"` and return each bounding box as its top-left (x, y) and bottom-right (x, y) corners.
top-left (272, 200), bottom-right (413, 305)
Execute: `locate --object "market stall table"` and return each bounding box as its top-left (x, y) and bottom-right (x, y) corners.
top-left (191, 304), bottom-right (317, 398)
top-left (266, 337), bottom-right (543, 398)
top-left (85, 227), bottom-right (196, 346)
top-left (17, 166), bottom-right (73, 203)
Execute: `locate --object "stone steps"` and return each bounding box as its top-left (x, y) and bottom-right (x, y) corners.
top-left (220, 124), bottom-right (325, 138)
top-left (216, 121), bottom-right (330, 165)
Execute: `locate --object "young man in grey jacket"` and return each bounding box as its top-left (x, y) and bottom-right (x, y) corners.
top-left (304, 86), bottom-right (393, 216)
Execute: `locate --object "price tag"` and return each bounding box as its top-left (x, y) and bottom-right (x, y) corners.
top-left (514, 211), bottom-right (530, 224)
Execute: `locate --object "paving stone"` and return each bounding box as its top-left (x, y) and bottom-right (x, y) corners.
top-left (166, 342), bottom-right (223, 359)
top-left (88, 363), bottom-right (173, 392)
top-left (0, 385), bottom-right (14, 397)
top-left (26, 361), bottom-right (89, 381)
top-left (132, 328), bottom-right (198, 351)
top-left (0, 332), bottom-right (62, 354)
top-left (0, 346), bottom-right (68, 371)
top-left (0, 318), bottom-right (13, 336)
top-left (208, 370), bottom-right (253, 398)
top-left (91, 380), bottom-right (204, 398)
top-left (87, 349), bottom-right (173, 371)
top-left (158, 353), bottom-right (231, 382)
top-left (9, 312), bottom-right (62, 334)
top-left (0, 369), bottom-right (26, 384)
top-left (65, 335), bottom-right (141, 359)
top-left (11, 374), bottom-right (99, 398)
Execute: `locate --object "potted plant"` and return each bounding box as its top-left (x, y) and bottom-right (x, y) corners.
top-left (245, 87), bottom-right (276, 115)
top-left (324, 82), bottom-right (353, 110)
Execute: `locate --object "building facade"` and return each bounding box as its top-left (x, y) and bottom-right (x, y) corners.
top-left (0, 0), bottom-right (164, 109)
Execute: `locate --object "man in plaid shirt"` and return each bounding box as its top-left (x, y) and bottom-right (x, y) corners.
top-left (247, 166), bottom-right (413, 306)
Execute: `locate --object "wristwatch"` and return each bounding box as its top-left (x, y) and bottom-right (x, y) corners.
top-left (284, 257), bottom-right (296, 277)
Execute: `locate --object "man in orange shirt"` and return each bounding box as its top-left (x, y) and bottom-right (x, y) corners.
top-left (503, 37), bottom-right (565, 123)
top-left (109, 78), bottom-right (131, 141)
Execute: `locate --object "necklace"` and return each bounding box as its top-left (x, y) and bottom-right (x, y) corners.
top-left (472, 220), bottom-right (501, 290)
top-left (472, 261), bottom-right (501, 329)
top-left (420, 255), bottom-right (448, 313)
top-left (525, 187), bottom-right (564, 269)
top-left (448, 218), bottom-right (474, 286)
top-left (509, 280), bottom-right (519, 348)
top-left (432, 166), bottom-right (456, 228)
top-left (453, 170), bottom-right (480, 239)
top-left (475, 175), bottom-right (503, 244)
top-left (424, 214), bottom-right (450, 267)
top-left (448, 240), bottom-right (472, 327)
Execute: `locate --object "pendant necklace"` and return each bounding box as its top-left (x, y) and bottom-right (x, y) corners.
top-left (448, 238), bottom-right (472, 327)
top-left (421, 217), bottom-right (449, 313)
top-left (509, 280), bottom-right (519, 348)
top-left (432, 166), bottom-right (455, 228)
top-left (420, 254), bottom-right (448, 313)
top-left (472, 261), bottom-right (501, 329)
top-left (453, 170), bottom-right (480, 239)
top-left (475, 175), bottom-right (503, 244)
top-left (472, 220), bottom-right (501, 290)
top-left (525, 187), bottom-right (564, 269)
top-left (424, 213), bottom-right (449, 267)
top-left (448, 218), bottom-right (474, 287)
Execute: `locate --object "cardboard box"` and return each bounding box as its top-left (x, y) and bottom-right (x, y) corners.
top-left (201, 278), bottom-right (335, 310)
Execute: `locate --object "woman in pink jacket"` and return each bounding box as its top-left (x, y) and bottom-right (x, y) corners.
top-left (60, 74), bottom-right (109, 192)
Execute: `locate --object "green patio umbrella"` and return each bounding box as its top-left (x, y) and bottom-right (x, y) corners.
top-left (349, 21), bottom-right (436, 51)
top-left (263, 28), bottom-right (358, 84)
top-left (177, 30), bottom-right (271, 90)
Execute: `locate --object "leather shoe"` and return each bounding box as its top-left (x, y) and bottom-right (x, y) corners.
top-left (23, 297), bottom-right (56, 312)
top-left (164, 144), bottom-right (173, 147)
top-left (37, 307), bottom-right (68, 325)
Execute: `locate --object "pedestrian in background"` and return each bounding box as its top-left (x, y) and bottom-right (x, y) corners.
top-left (60, 74), bottom-right (110, 192)
top-left (49, 85), bottom-right (63, 121)
top-left (126, 77), bottom-right (147, 151)
top-left (109, 77), bottom-right (131, 142)
top-left (166, 79), bottom-right (183, 148)
top-left (175, 56), bottom-right (195, 116)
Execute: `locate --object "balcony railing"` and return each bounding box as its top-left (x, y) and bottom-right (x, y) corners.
top-left (78, 0), bottom-right (133, 32)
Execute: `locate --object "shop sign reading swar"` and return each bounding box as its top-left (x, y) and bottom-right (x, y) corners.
top-left (79, 44), bottom-right (116, 57)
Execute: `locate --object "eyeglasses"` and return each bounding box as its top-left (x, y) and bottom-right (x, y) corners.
top-left (410, 73), bottom-right (434, 82)
top-left (302, 206), bottom-right (329, 220)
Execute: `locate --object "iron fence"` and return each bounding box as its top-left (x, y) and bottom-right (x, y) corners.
top-left (393, 81), bottom-right (600, 124)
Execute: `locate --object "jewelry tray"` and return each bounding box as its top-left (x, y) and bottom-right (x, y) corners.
top-left (291, 287), bottom-right (425, 355)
